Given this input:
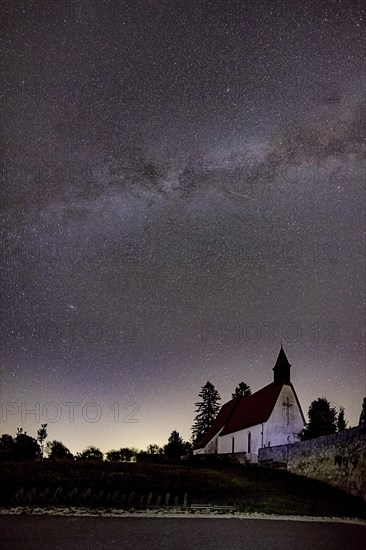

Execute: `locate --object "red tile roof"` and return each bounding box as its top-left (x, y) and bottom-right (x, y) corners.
top-left (220, 382), bottom-right (283, 435)
top-left (194, 382), bottom-right (285, 448)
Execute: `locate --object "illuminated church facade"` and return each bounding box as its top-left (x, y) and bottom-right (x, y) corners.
top-left (193, 347), bottom-right (306, 462)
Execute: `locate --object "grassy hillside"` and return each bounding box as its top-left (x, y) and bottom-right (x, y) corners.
top-left (0, 460), bottom-right (365, 518)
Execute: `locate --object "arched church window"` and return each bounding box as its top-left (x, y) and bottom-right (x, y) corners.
top-left (286, 396), bottom-right (290, 425)
top-left (247, 432), bottom-right (251, 453)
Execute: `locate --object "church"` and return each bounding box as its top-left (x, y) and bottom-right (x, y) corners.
top-left (193, 346), bottom-right (306, 462)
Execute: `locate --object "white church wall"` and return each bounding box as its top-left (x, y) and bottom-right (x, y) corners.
top-left (218, 424), bottom-right (263, 456)
top-left (193, 428), bottom-right (223, 455)
top-left (216, 386), bottom-right (305, 458)
top-left (264, 385), bottom-right (305, 447)
top-left (204, 435), bottom-right (218, 454)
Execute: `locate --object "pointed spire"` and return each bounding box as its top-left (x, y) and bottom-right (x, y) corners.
top-left (275, 345), bottom-right (291, 367)
top-left (273, 345), bottom-right (291, 384)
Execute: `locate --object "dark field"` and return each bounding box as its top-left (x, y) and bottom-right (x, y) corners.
top-left (0, 460), bottom-right (365, 518)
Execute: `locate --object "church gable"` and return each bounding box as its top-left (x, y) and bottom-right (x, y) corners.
top-left (269, 384), bottom-right (306, 428)
top-left (264, 384), bottom-right (306, 447)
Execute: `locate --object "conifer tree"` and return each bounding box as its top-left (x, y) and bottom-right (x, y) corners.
top-left (232, 382), bottom-right (252, 398)
top-left (299, 398), bottom-right (337, 440)
top-left (163, 430), bottom-right (186, 458)
top-left (337, 406), bottom-right (347, 431)
top-left (359, 397), bottom-right (366, 426)
top-left (192, 381), bottom-right (221, 444)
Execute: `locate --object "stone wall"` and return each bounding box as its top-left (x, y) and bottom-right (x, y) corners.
top-left (258, 425), bottom-right (366, 502)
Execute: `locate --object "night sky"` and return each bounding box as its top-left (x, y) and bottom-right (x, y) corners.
top-left (1, 0), bottom-right (365, 454)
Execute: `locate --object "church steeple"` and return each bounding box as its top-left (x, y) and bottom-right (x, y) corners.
top-left (273, 345), bottom-right (291, 384)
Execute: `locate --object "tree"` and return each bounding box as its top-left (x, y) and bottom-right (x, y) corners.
top-left (359, 397), bottom-right (366, 426)
top-left (183, 441), bottom-right (193, 455)
top-left (46, 440), bottom-right (73, 460)
top-left (13, 428), bottom-right (41, 460)
top-left (106, 449), bottom-right (122, 461)
top-left (37, 423), bottom-right (48, 459)
top-left (163, 430), bottom-right (186, 458)
top-left (299, 398), bottom-right (337, 441)
top-left (146, 444), bottom-right (163, 455)
top-left (105, 447), bottom-right (138, 462)
top-left (119, 447), bottom-right (138, 462)
top-left (232, 382), bottom-right (252, 398)
top-left (77, 446), bottom-right (104, 461)
top-left (0, 434), bottom-right (14, 461)
top-left (337, 406), bottom-right (347, 431)
top-left (192, 381), bottom-right (221, 444)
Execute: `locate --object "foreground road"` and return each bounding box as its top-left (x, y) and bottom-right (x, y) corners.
top-left (1, 516), bottom-right (366, 550)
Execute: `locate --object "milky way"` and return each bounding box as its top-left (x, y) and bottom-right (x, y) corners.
top-left (1, 0), bottom-right (365, 452)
